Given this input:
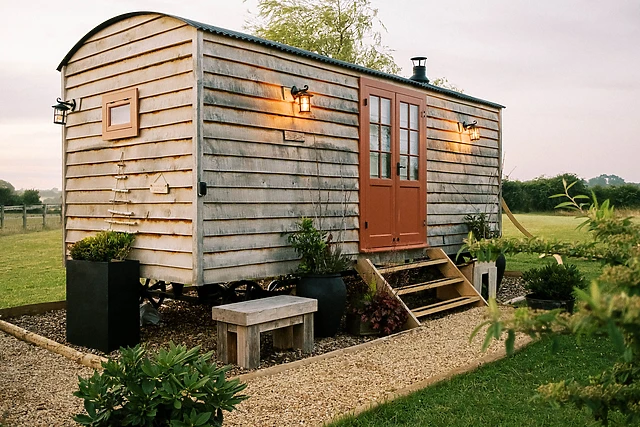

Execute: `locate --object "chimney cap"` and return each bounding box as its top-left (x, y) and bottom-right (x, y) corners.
top-left (410, 56), bottom-right (429, 83)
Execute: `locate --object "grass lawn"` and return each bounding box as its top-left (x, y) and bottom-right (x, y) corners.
top-left (330, 335), bottom-right (623, 427)
top-left (502, 213), bottom-right (604, 282)
top-left (0, 229), bottom-right (65, 309)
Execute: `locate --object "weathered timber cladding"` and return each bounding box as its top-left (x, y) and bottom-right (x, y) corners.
top-left (200, 33), bottom-right (359, 283)
top-left (60, 12), bottom-right (503, 286)
top-left (62, 15), bottom-right (197, 284)
top-left (426, 94), bottom-right (502, 251)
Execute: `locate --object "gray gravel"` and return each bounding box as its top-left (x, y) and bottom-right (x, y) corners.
top-left (0, 331), bottom-right (91, 427)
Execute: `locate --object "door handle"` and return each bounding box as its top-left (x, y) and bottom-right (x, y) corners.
top-left (396, 162), bottom-right (406, 176)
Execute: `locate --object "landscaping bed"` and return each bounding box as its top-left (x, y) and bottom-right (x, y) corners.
top-left (6, 276), bottom-right (526, 371)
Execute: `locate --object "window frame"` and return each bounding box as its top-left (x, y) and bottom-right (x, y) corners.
top-left (102, 88), bottom-right (139, 140)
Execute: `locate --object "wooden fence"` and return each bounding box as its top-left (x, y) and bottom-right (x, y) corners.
top-left (0, 204), bottom-right (62, 232)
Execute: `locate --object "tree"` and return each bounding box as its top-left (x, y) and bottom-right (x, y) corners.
top-left (247, 0), bottom-right (401, 74)
top-left (21, 189), bottom-right (41, 205)
top-left (472, 179), bottom-right (640, 424)
top-left (431, 77), bottom-right (464, 93)
top-left (587, 174), bottom-right (626, 187)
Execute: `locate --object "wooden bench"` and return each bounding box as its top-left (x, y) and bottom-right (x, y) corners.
top-left (211, 295), bottom-right (317, 369)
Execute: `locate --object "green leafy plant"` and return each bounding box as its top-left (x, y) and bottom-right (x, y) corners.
top-left (287, 217), bottom-right (351, 274)
top-left (464, 213), bottom-right (499, 240)
top-left (73, 343), bottom-right (247, 427)
top-left (69, 230), bottom-right (135, 262)
top-left (472, 178), bottom-right (640, 425)
top-left (522, 263), bottom-right (586, 300)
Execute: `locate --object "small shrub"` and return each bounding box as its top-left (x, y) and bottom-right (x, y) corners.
top-left (463, 213), bottom-right (498, 240)
top-left (73, 343), bottom-right (247, 427)
top-left (287, 217), bottom-right (351, 274)
top-left (522, 263), bottom-right (586, 300)
top-left (69, 230), bottom-right (135, 262)
top-left (357, 292), bottom-right (408, 336)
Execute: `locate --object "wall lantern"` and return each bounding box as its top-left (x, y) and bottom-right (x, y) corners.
top-left (291, 85), bottom-right (313, 113)
top-left (461, 120), bottom-right (480, 141)
top-left (52, 98), bottom-right (76, 125)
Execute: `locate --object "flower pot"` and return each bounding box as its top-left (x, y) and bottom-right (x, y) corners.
top-left (346, 313), bottom-right (380, 336)
top-left (525, 294), bottom-right (575, 313)
top-left (66, 259), bottom-right (140, 352)
top-left (296, 274), bottom-right (346, 338)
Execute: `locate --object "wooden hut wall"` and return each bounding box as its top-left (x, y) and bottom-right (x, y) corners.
top-left (199, 33), bottom-right (360, 283)
top-left (425, 93), bottom-right (502, 254)
top-left (62, 15), bottom-right (198, 284)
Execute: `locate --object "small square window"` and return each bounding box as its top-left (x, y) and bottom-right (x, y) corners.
top-left (102, 88), bottom-right (139, 140)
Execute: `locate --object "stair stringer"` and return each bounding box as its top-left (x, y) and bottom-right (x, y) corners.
top-left (355, 257), bottom-right (421, 330)
top-left (425, 248), bottom-right (487, 307)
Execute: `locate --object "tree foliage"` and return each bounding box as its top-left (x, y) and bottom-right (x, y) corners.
top-left (21, 189), bottom-right (41, 205)
top-left (471, 179), bottom-right (640, 425)
top-left (588, 174), bottom-right (626, 187)
top-left (246, 0), bottom-right (400, 74)
top-left (431, 77), bottom-right (464, 93)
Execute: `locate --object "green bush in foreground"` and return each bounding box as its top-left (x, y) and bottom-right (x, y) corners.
top-left (74, 343), bottom-right (247, 426)
top-left (471, 180), bottom-right (640, 425)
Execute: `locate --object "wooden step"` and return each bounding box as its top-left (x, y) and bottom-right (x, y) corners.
top-left (396, 277), bottom-right (464, 296)
top-left (412, 296), bottom-right (482, 318)
top-left (378, 258), bottom-right (448, 275)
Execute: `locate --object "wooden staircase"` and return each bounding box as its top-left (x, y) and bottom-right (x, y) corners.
top-left (356, 248), bottom-right (486, 329)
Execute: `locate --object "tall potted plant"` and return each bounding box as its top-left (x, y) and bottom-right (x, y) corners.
top-left (288, 217), bottom-right (352, 337)
top-left (66, 230), bottom-right (139, 352)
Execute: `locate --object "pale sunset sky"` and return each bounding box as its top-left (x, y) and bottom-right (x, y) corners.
top-left (0, 0), bottom-right (638, 189)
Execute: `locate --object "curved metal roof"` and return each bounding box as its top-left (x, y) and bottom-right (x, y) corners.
top-left (57, 11), bottom-right (505, 109)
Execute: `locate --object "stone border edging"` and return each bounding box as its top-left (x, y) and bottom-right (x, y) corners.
top-left (0, 319), bottom-right (107, 370)
top-left (328, 338), bottom-right (532, 425)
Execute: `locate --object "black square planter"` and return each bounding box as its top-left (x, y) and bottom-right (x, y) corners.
top-left (66, 259), bottom-right (140, 352)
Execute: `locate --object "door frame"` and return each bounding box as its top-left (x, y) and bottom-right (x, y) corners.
top-left (359, 77), bottom-right (427, 253)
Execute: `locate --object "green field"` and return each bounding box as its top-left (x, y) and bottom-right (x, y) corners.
top-left (0, 213), bottom-right (62, 236)
top-left (0, 229), bottom-right (65, 309)
top-left (501, 213), bottom-right (603, 281)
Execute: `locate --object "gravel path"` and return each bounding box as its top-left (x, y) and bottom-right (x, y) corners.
top-left (225, 306), bottom-right (527, 426)
top-left (0, 331), bottom-right (91, 427)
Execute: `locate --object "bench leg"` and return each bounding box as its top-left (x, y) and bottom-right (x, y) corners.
top-left (216, 322), bottom-right (230, 364)
top-left (236, 325), bottom-right (260, 369)
top-left (273, 326), bottom-right (294, 350)
top-left (293, 313), bottom-right (314, 354)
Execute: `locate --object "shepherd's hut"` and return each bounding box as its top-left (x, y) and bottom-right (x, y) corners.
top-left (56, 12), bottom-right (504, 295)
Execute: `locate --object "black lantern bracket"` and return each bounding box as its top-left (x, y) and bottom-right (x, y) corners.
top-left (290, 85), bottom-right (310, 98)
top-left (52, 98), bottom-right (78, 125)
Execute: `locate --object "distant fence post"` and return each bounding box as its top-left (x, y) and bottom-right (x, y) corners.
top-left (43, 204), bottom-right (48, 228)
top-left (0, 205), bottom-right (4, 229)
top-left (22, 204), bottom-right (27, 231)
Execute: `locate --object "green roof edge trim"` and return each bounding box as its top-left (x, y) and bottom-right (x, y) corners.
top-left (57, 11), bottom-right (505, 109)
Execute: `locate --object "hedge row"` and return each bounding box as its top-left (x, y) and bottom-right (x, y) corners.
top-left (502, 174), bottom-right (640, 212)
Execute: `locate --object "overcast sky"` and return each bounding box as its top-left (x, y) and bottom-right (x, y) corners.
top-left (1, 0), bottom-right (638, 189)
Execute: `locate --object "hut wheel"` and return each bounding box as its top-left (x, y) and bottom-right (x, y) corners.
top-left (224, 280), bottom-right (265, 303)
top-left (139, 278), bottom-right (166, 309)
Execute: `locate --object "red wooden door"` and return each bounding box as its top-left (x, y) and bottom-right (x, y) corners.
top-left (360, 79), bottom-right (426, 252)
